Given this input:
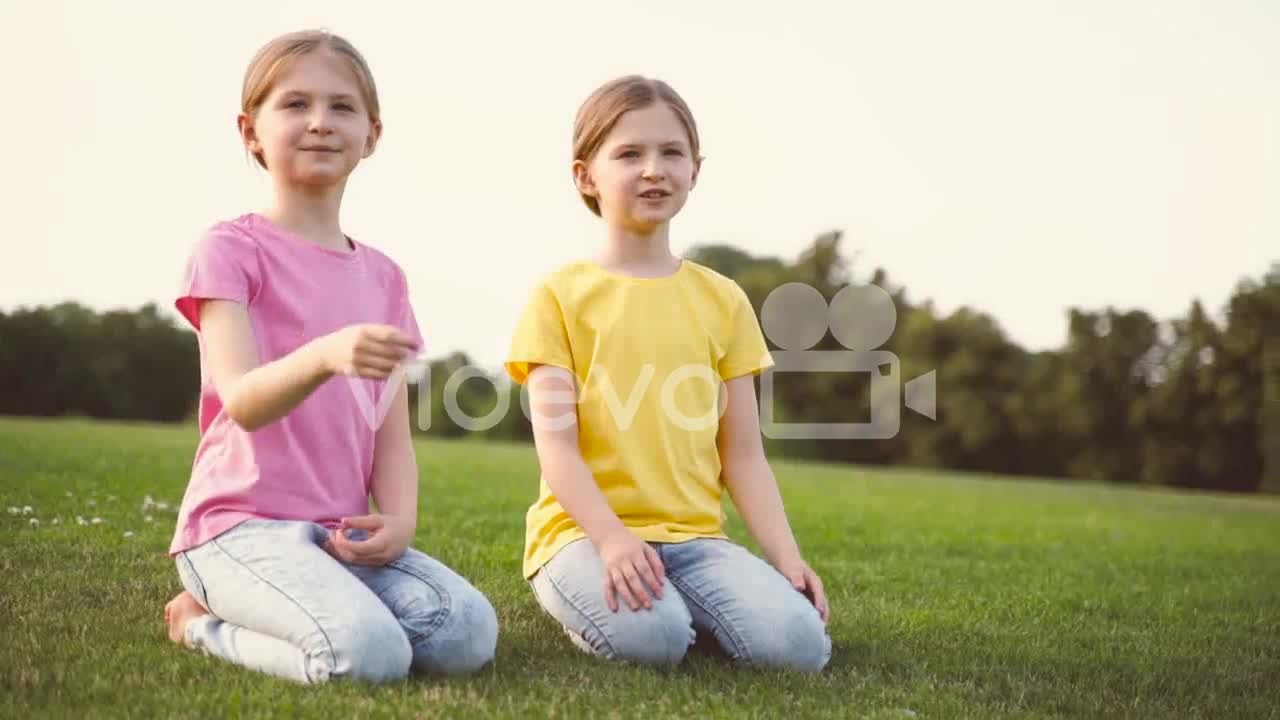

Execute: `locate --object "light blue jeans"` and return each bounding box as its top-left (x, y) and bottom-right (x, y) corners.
top-left (530, 537), bottom-right (831, 672)
top-left (174, 518), bottom-right (499, 684)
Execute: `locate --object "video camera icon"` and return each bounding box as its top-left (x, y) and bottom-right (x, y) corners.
top-left (757, 282), bottom-right (936, 440)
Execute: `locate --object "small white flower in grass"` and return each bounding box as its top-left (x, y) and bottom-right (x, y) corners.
top-left (6, 507), bottom-right (17, 515)
top-left (123, 531), bottom-right (134, 538)
top-left (142, 495), bottom-right (156, 511)
top-left (77, 516), bottom-right (87, 526)
top-left (155, 501), bottom-right (170, 511)
top-left (52, 517), bottom-right (61, 525)
top-left (22, 506), bottom-right (33, 515)
top-left (29, 518), bottom-right (39, 526)
top-left (91, 517), bottom-right (103, 525)
top-left (65, 491), bottom-right (73, 498)
top-left (145, 516), bottom-right (154, 523)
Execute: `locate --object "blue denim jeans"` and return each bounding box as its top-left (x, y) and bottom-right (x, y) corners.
top-left (530, 537), bottom-right (831, 672)
top-left (174, 518), bottom-right (498, 684)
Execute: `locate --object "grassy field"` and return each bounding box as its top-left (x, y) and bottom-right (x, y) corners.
top-left (1, 416), bottom-right (1277, 719)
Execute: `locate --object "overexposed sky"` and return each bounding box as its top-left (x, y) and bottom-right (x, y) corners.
top-left (3, 1), bottom-right (1275, 369)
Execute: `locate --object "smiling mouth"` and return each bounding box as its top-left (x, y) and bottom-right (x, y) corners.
top-left (300, 147), bottom-right (341, 153)
top-left (639, 190), bottom-right (670, 199)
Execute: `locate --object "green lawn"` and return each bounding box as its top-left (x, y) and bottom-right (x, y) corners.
top-left (1, 416), bottom-right (1277, 719)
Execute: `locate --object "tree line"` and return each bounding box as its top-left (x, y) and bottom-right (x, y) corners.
top-left (2, 233), bottom-right (1276, 493)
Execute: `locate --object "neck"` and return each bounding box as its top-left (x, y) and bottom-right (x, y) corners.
top-left (597, 220), bottom-right (679, 276)
top-left (262, 179), bottom-right (350, 250)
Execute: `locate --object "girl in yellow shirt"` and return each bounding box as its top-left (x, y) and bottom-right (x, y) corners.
top-left (506, 75), bottom-right (831, 671)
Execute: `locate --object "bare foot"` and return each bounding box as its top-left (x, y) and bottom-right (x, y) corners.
top-left (164, 591), bottom-right (209, 646)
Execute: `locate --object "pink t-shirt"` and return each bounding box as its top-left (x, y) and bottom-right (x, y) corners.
top-left (169, 213), bottom-right (424, 555)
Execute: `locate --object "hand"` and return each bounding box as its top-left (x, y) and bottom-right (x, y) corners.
top-left (323, 514), bottom-right (413, 567)
top-left (319, 324), bottom-right (418, 380)
top-left (776, 555), bottom-right (830, 623)
top-left (597, 529), bottom-right (666, 612)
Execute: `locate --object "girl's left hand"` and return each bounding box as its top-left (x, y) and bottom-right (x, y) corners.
top-left (776, 556), bottom-right (830, 624)
top-left (324, 514), bottom-right (412, 567)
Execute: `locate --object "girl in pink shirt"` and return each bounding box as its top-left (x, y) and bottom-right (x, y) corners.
top-left (162, 29), bottom-right (497, 683)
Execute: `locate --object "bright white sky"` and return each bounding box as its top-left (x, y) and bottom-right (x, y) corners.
top-left (3, 1), bottom-right (1275, 369)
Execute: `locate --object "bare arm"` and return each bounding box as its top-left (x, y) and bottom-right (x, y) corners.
top-left (324, 377), bottom-right (419, 566)
top-left (527, 365), bottom-right (628, 543)
top-left (527, 364), bottom-right (665, 611)
top-left (717, 375), bottom-right (802, 565)
top-left (198, 299), bottom-right (417, 432)
top-left (718, 374), bottom-right (829, 621)
top-left (199, 300), bottom-right (329, 431)
top-left (368, 379), bottom-right (418, 530)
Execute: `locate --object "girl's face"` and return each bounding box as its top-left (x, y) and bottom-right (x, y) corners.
top-left (240, 51), bottom-right (381, 189)
top-left (576, 102), bottom-right (699, 232)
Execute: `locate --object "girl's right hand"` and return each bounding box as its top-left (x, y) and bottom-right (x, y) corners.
top-left (319, 324), bottom-right (418, 379)
top-left (597, 529), bottom-right (666, 612)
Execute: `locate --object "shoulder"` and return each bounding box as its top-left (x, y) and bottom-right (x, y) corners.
top-left (181, 215), bottom-right (266, 281)
top-left (353, 240), bottom-right (401, 271)
top-left (344, 239), bottom-right (419, 307)
top-left (679, 259), bottom-right (753, 307)
top-left (521, 261), bottom-right (597, 301)
top-left (542, 260), bottom-right (598, 289)
top-left (195, 214), bottom-right (265, 254)
top-left (354, 242), bottom-right (410, 283)
top-left (681, 259), bottom-right (741, 289)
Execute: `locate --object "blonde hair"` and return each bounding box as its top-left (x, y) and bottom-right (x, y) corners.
top-left (240, 30), bottom-right (381, 169)
top-left (572, 75), bottom-right (702, 216)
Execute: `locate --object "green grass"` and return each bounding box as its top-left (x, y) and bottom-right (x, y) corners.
top-left (1, 416), bottom-right (1277, 719)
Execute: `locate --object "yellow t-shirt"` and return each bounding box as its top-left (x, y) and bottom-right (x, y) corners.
top-left (505, 259), bottom-right (774, 578)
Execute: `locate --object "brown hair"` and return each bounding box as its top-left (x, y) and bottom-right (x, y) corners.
top-left (572, 75), bottom-right (702, 216)
top-left (240, 30), bottom-right (380, 169)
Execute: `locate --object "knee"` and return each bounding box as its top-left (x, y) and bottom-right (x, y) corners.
top-left (407, 584), bottom-right (499, 675)
top-left (602, 607), bottom-right (695, 666)
top-left (746, 607), bottom-right (831, 673)
top-left (323, 615), bottom-right (413, 684)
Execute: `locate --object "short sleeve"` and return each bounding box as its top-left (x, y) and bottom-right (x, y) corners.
top-left (717, 284), bottom-right (775, 380)
top-left (504, 281), bottom-right (574, 385)
top-left (393, 267), bottom-right (426, 353)
top-left (174, 224), bottom-right (262, 330)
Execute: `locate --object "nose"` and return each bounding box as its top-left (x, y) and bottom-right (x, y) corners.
top-left (641, 156), bottom-right (665, 181)
top-left (307, 107), bottom-right (334, 135)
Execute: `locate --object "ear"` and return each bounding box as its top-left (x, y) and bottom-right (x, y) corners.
top-left (237, 112), bottom-right (261, 157)
top-left (363, 119), bottom-right (384, 159)
top-left (572, 159), bottom-right (597, 199)
top-left (690, 155), bottom-right (704, 191)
